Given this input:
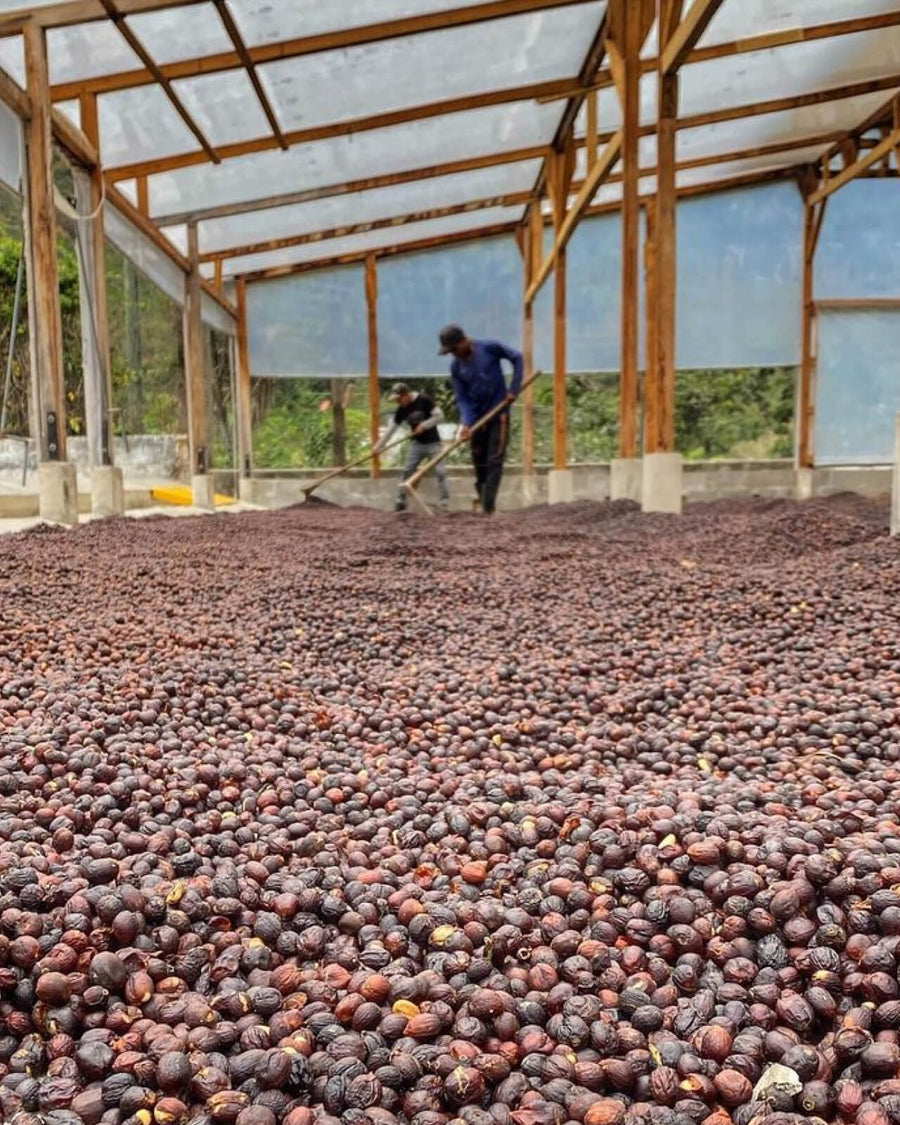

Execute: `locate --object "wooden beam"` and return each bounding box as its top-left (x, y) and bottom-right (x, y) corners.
top-left (22, 24), bottom-right (66, 462)
top-left (365, 255), bottom-right (381, 480)
top-left (154, 146), bottom-right (547, 226)
top-left (76, 92), bottom-right (114, 468)
top-left (106, 76), bottom-right (578, 180)
top-left (798, 200), bottom-right (824, 470)
top-left (816, 296), bottom-right (900, 310)
top-left (235, 279), bottom-right (253, 476)
top-left (211, 0), bottom-right (287, 150)
top-left (654, 67), bottom-right (679, 454)
top-left (586, 89), bottom-right (598, 168)
top-left (522, 201), bottom-right (542, 478)
top-left (199, 189), bottom-right (535, 264)
top-left (618, 0), bottom-right (641, 460)
top-left (184, 223), bottom-right (208, 477)
top-left (643, 199), bottom-right (658, 452)
top-left (526, 132), bottom-right (622, 303)
top-left (234, 220), bottom-right (520, 283)
top-left (51, 107), bottom-right (97, 168)
top-left (3, 0), bottom-right (198, 32)
top-left (98, 0), bottom-right (220, 165)
top-left (136, 175), bottom-right (149, 216)
top-left (553, 246), bottom-right (567, 471)
top-left (0, 62), bottom-right (30, 119)
top-left (661, 0), bottom-right (727, 75)
top-left (47, 0), bottom-right (601, 98)
top-left (809, 128), bottom-right (900, 203)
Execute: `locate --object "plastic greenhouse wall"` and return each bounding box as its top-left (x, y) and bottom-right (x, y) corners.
top-left (815, 180), bottom-right (900, 466)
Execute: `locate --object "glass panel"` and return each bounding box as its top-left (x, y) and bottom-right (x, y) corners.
top-left (246, 265), bottom-right (368, 377)
top-left (197, 159), bottom-right (541, 254)
top-left (699, 0), bottom-right (900, 50)
top-left (818, 180), bottom-right (900, 298)
top-left (258, 6), bottom-right (601, 132)
top-left (680, 31), bottom-right (900, 119)
top-left (173, 69), bottom-right (272, 147)
top-left (676, 142), bottom-right (829, 186)
top-left (48, 22), bottom-right (139, 83)
top-left (201, 292), bottom-right (236, 335)
top-left (378, 234), bottom-right (523, 377)
top-left (100, 85), bottom-right (198, 166)
top-left (149, 101), bottom-right (562, 217)
top-left (816, 310), bottom-right (900, 465)
top-left (222, 205), bottom-right (525, 276)
top-left (129, 3), bottom-right (233, 64)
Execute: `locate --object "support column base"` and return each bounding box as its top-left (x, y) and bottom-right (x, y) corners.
top-left (92, 465), bottom-right (125, 517)
top-left (610, 458), bottom-right (643, 503)
top-left (796, 467), bottom-right (815, 501)
top-left (39, 462), bottom-right (79, 526)
top-left (642, 452), bottom-right (682, 514)
top-left (521, 474), bottom-right (540, 508)
top-left (192, 475), bottom-right (216, 511)
top-left (891, 414), bottom-right (900, 537)
top-left (548, 469), bottom-right (574, 506)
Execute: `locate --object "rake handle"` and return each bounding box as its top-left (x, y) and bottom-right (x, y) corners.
top-left (303, 432), bottom-right (409, 497)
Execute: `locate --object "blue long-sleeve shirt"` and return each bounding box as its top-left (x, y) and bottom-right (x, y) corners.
top-left (449, 339), bottom-right (524, 427)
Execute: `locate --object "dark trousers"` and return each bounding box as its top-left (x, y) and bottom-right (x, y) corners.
top-left (471, 414), bottom-right (509, 514)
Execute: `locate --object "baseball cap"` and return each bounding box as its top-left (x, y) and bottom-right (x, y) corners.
top-left (389, 382), bottom-right (411, 398)
top-left (439, 324), bottom-right (465, 355)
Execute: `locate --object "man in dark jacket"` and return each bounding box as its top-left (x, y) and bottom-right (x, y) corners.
top-left (376, 383), bottom-right (449, 512)
top-left (440, 324), bottom-right (523, 515)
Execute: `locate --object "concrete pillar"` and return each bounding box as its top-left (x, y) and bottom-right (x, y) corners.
top-left (891, 413), bottom-right (900, 537)
top-left (192, 475), bottom-right (215, 511)
top-left (522, 474), bottom-right (540, 508)
top-left (548, 468), bottom-right (574, 506)
top-left (92, 465), bottom-right (125, 518)
top-left (642, 452), bottom-right (682, 514)
top-left (39, 461), bottom-right (78, 525)
top-left (610, 458), bottom-right (642, 503)
top-left (796, 467), bottom-right (815, 501)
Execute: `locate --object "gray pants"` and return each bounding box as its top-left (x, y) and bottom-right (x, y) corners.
top-left (397, 441), bottom-right (449, 507)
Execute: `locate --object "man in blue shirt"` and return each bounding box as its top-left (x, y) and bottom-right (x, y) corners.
top-left (440, 324), bottom-right (523, 515)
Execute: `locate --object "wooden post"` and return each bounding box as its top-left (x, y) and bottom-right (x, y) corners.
top-left (619, 0), bottom-right (641, 459)
top-left (136, 175), bottom-right (149, 216)
top-left (643, 199), bottom-right (658, 450)
top-left (235, 279), bottom-right (253, 476)
top-left (522, 202), bottom-right (542, 476)
top-left (799, 197), bottom-right (827, 468)
top-left (654, 70), bottom-right (679, 453)
top-left (184, 222), bottom-right (208, 477)
top-left (22, 24), bottom-right (66, 462)
top-left (553, 247), bottom-right (567, 470)
top-left (365, 254), bottom-right (381, 479)
top-left (76, 93), bottom-right (113, 470)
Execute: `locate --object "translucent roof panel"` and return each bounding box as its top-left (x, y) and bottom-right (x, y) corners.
top-left (0, 35), bottom-right (24, 87)
top-left (99, 86), bottom-right (200, 167)
top-left (47, 22), bottom-right (139, 84)
top-left (257, 5), bottom-right (601, 134)
top-left (221, 205), bottom-right (526, 276)
top-left (148, 100), bottom-right (560, 218)
top-left (128, 3), bottom-right (233, 65)
top-left (228, 0), bottom-right (555, 47)
top-left (699, 0), bottom-right (900, 50)
top-left (173, 70), bottom-right (273, 147)
top-left (680, 29), bottom-right (900, 119)
top-left (195, 159), bottom-right (542, 255)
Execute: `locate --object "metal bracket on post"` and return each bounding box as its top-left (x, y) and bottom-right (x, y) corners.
top-left (244, 453), bottom-right (251, 477)
top-left (46, 411), bottom-right (60, 461)
top-left (197, 446), bottom-right (207, 475)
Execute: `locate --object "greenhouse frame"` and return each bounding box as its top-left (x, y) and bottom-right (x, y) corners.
top-left (0, 0), bottom-right (899, 521)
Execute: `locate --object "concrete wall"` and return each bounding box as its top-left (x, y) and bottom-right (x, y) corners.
top-left (241, 460), bottom-right (893, 512)
top-left (0, 435), bottom-right (190, 481)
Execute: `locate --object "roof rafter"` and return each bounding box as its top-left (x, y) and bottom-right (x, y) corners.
top-left (230, 163), bottom-right (803, 285)
top-left (211, 0), bottom-right (286, 150)
top-left (105, 75), bottom-right (581, 181)
top-left (46, 0), bottom-right (600, 100)
top-left (199, 129), bottom-right (841, 264)
top-left (97, 0), bottom-right (220, 163)
top-left (661, 0), bottom-right (728, 75)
